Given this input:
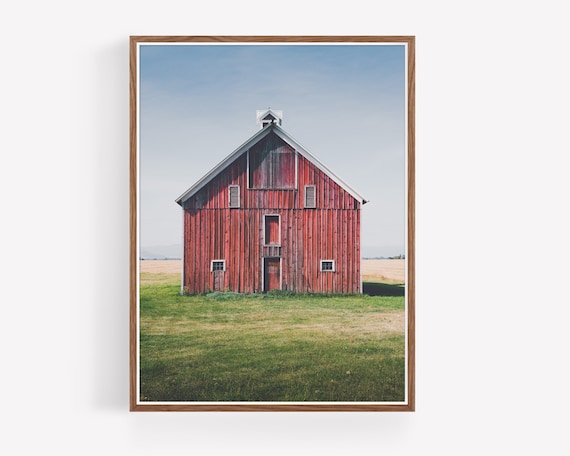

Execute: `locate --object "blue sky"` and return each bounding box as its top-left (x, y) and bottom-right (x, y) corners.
top-left (139, 43), bottom-right (407, 257)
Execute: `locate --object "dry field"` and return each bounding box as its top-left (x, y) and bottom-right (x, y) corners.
top-left (140, 260), bottom-right (181, 274)
top-left (140, 259), bottom-right (405, 285)
top-left (362, 259), bottom-right (405, 284)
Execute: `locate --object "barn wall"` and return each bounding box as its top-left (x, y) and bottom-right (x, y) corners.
top-left (182, 136), bottom-right (362, 294)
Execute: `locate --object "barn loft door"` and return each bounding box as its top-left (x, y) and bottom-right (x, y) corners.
top-left (263, 258), bottom-right (281, 292)
top-left (249, 133), bottom-right (296, 189)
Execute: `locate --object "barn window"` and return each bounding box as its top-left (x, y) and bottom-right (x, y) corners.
top-left (264, 215), bottom-right (280, 245)
top-left (229, 185), bottom-right (240, 208)
top-left (211, 260), bottom-right (226, 271)
top-left (304, 185), bottom-right (316, 208)
top-left (320, 260), bottom-right (335, 272)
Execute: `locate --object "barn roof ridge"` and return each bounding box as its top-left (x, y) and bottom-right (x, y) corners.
top-left (175, 123), bottom-right (368, 206)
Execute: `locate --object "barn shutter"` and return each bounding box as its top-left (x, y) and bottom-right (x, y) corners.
top-left (304, 185), bottom-right (316, 208)
top-left (229, 185), bottom-right (240, 208)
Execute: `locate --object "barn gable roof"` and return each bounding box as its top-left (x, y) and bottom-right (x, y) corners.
top-left (175, 123), bottom-right (368, 206)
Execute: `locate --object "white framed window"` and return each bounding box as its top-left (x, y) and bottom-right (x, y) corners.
top-left (229, 185), bottom-right (240, 208)
top-left (211, 260), bottom-right (226, 271)
top-left (304, 185), bottom-right (316, 208)
top-left (320, 260), bottom-right (335, 272)
top-left (264, 214), bottom-right (280, 246)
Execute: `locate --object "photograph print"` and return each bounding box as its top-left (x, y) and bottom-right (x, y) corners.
top-left (130, 36), bottom-right (415, 411)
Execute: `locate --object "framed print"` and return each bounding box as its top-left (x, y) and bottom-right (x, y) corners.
top-left (130, 36), bottom-right (415, 411)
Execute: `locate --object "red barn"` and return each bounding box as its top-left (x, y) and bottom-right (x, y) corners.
top-left (175, 109), bottom-right (367, 294)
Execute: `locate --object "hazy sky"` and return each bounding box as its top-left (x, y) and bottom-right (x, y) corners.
top-left (139, 43), bottom-right (407, 257)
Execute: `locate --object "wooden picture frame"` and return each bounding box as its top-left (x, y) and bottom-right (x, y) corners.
top-left (130, 36), bottom-right (415, 411)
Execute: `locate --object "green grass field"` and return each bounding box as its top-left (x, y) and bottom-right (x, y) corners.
top-left (139, 271), bottom-right (405, 402)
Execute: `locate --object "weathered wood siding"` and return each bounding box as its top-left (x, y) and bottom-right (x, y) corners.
top-left (182, 132), bottom-right (361, 294)
top-left (249, 133), bottom-right (296, 189)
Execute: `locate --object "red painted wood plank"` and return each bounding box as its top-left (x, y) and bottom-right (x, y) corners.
top-left (190, 211), bottom-right (196, 292)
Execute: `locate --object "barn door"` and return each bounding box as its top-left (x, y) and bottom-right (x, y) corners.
top-left (263, 258), bottom-right (281, 292)
top-left (213, 271), bottom-right (224, 291)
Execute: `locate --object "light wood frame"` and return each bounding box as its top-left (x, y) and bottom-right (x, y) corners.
top-left (130, 35), bottom-right (415, 411)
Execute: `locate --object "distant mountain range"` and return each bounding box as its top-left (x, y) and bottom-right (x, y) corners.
top-left (361, 246), bottom-right (406, 259)
top-left (140, 244), bottom-right (403, 260)
top-left (140, 244), bottom-right (182, 260)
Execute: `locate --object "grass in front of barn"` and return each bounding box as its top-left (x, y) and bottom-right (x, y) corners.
top-left (139, 271), bottom-right (405, 402)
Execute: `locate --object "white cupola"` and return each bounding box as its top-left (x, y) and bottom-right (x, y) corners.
top-left (256, 108), bottom-right (283, 129)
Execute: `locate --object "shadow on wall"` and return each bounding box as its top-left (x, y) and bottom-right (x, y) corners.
top-left (363, 282), bottom-right (405, 297)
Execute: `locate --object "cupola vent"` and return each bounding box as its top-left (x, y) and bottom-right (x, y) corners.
top-left (256, 108), bottom-right (283, 129)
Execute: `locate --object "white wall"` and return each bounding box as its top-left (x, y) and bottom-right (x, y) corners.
top-left (1, 2), bottom-right (569, 455)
